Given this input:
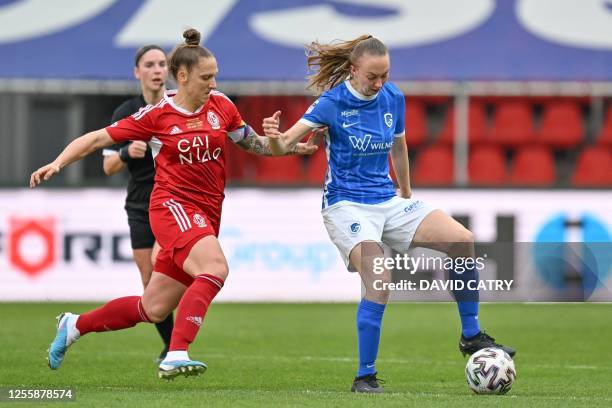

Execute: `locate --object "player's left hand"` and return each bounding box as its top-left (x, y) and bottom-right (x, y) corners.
top-left (295, 127), bottom-right (326, 155)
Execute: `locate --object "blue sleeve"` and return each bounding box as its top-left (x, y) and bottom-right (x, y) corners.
top-left (395, 93), bottom-right (406, 136)
top-left (299, 92), bottom-right (336, 128)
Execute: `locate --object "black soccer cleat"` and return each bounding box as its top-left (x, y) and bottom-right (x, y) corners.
top-left (351, 372), bottom-right (385, 393)
top-left (460, 331), bottom-right (516, 358)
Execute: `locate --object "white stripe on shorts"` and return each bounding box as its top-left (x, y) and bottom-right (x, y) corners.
top-left (169, 199), bottom-right (192, 229)
top-left (163, 200), bottom-right (191, 232)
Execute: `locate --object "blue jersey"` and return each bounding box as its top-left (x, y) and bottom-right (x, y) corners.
top-left (300, 80), bottom-right (406, 208)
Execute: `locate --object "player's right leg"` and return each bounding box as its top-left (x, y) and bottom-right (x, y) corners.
top-left (350, 241), bottom-right (389, 393)
top-left (322, 203), bottom-right (387, 393)
top-left (130, 208), bottom-right (175, 362)
top-left (157, 235), bottom-right (228, 380)
top-left (47, 272), bottom-right (185, 370)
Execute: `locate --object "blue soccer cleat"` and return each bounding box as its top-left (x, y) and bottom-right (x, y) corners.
top-left (158, 359), bottom-right (207, 380)
top-left (47, 313), bottom-right (80, 370)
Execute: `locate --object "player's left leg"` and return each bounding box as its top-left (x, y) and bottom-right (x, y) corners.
top-left (411, 210), bottom-right (515, 357)
top-left (157, 235), bottom-right (227, 380)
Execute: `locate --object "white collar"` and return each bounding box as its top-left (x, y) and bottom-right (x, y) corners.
top-left (164, 92), bottom-right (205, 115)
top-left (344, 80), bottom-right (379, 101)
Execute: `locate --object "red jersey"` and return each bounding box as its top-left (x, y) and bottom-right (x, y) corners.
top-left (106, 90), bottom-right (247, 217)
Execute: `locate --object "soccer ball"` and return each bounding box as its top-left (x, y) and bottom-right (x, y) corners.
top-left (465, 347), bottom-right (516, 394)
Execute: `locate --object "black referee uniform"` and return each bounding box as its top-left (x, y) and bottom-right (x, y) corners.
top-left (104, 95), bottom-right (155, 249)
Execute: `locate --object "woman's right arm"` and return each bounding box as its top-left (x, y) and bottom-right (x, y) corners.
top-left (30, 128), bottom-right (115, 187)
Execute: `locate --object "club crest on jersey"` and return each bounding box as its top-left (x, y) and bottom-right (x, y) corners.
top-left (384, 113), bottom-right (393, 128)
top-left (193, 213), bottom-right (207, 228)
top-left (350, 222), bottom-right (361, 234)
top-left (207, 110), bottom-right (220, 129)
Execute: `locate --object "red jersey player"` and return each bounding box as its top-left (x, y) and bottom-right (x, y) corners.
top-left (30, 28), bottom-right (320, 380)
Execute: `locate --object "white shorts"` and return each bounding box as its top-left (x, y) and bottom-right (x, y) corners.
top-left (321, 196), bottom-right (436, 271)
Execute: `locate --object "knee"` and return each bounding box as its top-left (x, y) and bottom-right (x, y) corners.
top-left (205, 257), bottom-right (229, 281)
top-left (143, 302), bottom-right (171, 323)
top-left (448, 228), bottom-right (474, 257)
top-left (454, 227), bottom-right (474, 244)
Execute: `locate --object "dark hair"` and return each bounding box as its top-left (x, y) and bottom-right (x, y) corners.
top-left (168, 28), bottom-right (214, 80)
top-left (306, 34), bottom-right (388, 93)
top-left (134, 44), bottom-right (166, 67)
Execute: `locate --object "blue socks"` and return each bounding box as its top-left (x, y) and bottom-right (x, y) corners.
top-left (451, 265), bottom-right (481, 338)
top-left (356, 298), bottom-right (385, 377)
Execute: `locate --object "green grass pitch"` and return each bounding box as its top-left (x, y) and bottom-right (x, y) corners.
top-left (1, 303), bottom-right (611, 407)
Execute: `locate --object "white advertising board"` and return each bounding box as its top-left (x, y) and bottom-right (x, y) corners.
top-left (0, 188), bottom-right (610, 301)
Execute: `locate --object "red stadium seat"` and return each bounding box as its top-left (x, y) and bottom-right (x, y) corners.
top-left (571, 146), bottom-right (612, 186)
top-left (304, 148), bottom-right (328, 186)
top-left (469, 145), bottom-right (507, 185)
top-left (281, 96), bottom-right (313, 130)
top-left (235, 96), bottom-right (279, 134)
top-left (596, 105), bottom-right (612, 147)
top-left (224, 139), bottom-right (251, 182)
top-left (489, 101), bottom-right (536, 148)
top-left (412, 145), bottom-right (454, 185)
top-left (437, 103), bottom-right (488, 145)
top-left (405, 100), bottom-right (427, 147)
top-left (538, 101), bottom-right (584, 149)
top-left (509, 146), bottom-right (556, 186)
top-left (255, 155), bottom-right (304, 184)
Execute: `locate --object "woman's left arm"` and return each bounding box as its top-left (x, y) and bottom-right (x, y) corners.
top-left (390, 136), bottom-right (412, 198)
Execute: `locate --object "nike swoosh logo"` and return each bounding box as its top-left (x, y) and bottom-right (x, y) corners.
top-left (366, 363), bottom-right (375, 368)
top-left (342, 122), bottom-right (358, 129)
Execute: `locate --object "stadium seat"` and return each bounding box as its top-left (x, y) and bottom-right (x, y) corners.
top-left (304, 148), bottom-right (328, 186)
top-left (489, 101), bottom-right (536, 148)
top-left (509, 146), bottom-right (556, 186)
top-left (412, 145), bottom-right (454, 185)
top-left (538, 101), bottom-right (584, 149)
top-left (224, 140), bottom-right (250, 182)
top-left (281, 96), bottom-right (313, 130)
top-left (571, 146), bottom-right (612, 186)
top-left (405, 100), bottom-right (427, 147)
top-left (469, 145), bottom-right (507, 185)
top-left (436, 103), bottom-right (488, 145)
top-left (595, 105), bottom-right (612, 147)
top-left (255, 155), bottom-right (304, 184)
top-left (235, 96), bottom-right (279, 133)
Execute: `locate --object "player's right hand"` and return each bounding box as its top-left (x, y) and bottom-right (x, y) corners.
top-left (262, 110), bottom-right (282, 139)
top-left (30, 162), bottom-right (61, 188)
top-left (128, 140), bottom-right (147, 159)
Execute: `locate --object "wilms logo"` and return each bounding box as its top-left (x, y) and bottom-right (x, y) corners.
top-left (349, 134), bottom-right (393, 153)
top-left (349, 134), bottom-right (371, 151)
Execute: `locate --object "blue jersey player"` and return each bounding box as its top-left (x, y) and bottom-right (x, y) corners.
top-left (263, 35), bottom-right (515, 393)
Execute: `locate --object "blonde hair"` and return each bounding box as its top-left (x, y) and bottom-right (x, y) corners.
top-left (306, 35), bottom-right (388, 94)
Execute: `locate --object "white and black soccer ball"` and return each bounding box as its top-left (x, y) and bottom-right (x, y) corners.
top-left (465, 347), bottom-right (516, 394)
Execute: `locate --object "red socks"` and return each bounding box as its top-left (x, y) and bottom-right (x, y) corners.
top-left (74, 274), bottom-right (224, 352)
top-left (169, 274), bottom-right (224, 351)
top-left (76, 296), bottom-right (150, 335)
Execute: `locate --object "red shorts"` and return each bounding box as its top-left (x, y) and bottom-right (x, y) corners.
top-left (149, 193), bottom-right (221, 286)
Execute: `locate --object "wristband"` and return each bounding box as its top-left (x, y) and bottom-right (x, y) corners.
top-left (118, 146), bottom-right (131, 163)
